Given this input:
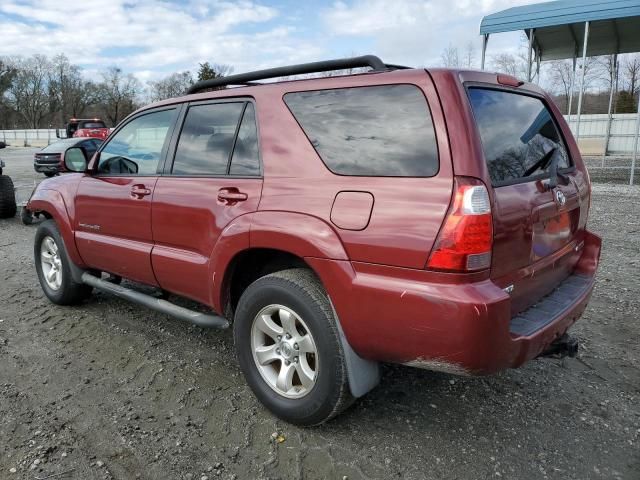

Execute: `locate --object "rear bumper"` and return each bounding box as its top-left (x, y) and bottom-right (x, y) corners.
top-left (310, 230), bottom-right (601, 375)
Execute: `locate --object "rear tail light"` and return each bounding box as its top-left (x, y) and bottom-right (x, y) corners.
top-left (427, 177), bottom-right (493, 272)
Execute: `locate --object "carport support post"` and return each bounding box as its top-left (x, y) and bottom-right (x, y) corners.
top-left (630, 94), bottom-right (640, 185)
top-left (568, 55), bottom-right (577, 124)
top-left (481, 34), bottom-right (489, 70)
top-left (527, 29), bottom-right (534, 82)
top-left (603, 54), bottom-right (618, 166)
top-left (575, 21), bottom-right (590, 143)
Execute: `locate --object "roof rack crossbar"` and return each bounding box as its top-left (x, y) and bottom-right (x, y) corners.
top-left (186, 55), bottom-right (395, 94)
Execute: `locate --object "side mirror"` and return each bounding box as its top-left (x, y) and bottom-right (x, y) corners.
top-left (64, 147), bottom-right (88, 172)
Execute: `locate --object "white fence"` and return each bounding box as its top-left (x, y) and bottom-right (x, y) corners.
top-left (0, 129), bottom-right (59, 147)
top-left (564, 113), bottom-right (639, 155)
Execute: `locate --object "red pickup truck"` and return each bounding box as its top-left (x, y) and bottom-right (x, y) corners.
top-left (28, 56), bottom-right (601, 425)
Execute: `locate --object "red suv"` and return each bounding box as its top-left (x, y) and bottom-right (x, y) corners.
top-left (28, 56), bottom-right (601, 425)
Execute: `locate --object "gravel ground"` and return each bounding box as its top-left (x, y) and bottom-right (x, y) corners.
top-left (0, 147), bottom-right (639, 480)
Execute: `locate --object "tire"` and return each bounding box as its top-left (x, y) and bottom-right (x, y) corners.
top-left (0, 175), bottom-right (17, 219)
top-left (234, 268), bottom-right (354, 426)
top-left (44, 172), bottom-right (56, 178)
top-left (21, 206), bottom-right (33, 225)
top-left (34, 219), bottom-right (92, 305)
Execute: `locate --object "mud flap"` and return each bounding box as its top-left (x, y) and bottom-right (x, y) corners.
top-left (329, 299), bottom-right (380, 397)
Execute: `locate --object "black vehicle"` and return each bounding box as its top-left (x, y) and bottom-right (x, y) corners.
top-left (0, 141), bottom-right (17, 218)
top-left (34, 138), bottom-right (102, 177)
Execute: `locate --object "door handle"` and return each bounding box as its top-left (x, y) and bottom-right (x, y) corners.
top-left (218, 188), bottom-right (248, 203)
top-left (130, 184), bottom-right (151, 198)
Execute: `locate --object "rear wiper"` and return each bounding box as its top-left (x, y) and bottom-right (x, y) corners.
top-left (547, 149), bottom-right (569, 190)
top-left (523, 147), bottom-right (556, 177)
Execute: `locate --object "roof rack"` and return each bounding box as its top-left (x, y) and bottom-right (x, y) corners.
top-left (186, 55), bottom-right (409, 94)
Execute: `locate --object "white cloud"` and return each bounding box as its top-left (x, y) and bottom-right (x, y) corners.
top-left (0, 0), bottom-right (556, 83)
top-left (0, 0), bottom-right (323, 80)
top-left (322, 0), bottom-right (539, 67)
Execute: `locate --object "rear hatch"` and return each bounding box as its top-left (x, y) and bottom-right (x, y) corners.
top-left (466, 85), bottom-right (590, 317)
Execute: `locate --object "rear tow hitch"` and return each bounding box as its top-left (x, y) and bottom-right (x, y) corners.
top-left (540, 334), bottom-right (579, 358)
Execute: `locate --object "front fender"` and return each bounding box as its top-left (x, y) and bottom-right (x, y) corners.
top-left (29, 188), bottom-right (86, 267)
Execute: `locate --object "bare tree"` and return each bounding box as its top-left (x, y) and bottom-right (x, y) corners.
top-left (440, 44), bottom-right (460, 68)
top-left (548, 60), bottom-right (574, 107)
top-left (147, 71), bottom-right (194, 101)
top-left (547, 57), bottom-right (604, 112)
top-left (0, 59), bottom-right (16, 128)
top-left (49, 54), bottom-right (98, 124)
top-left (463, 42), bottom-right (476, 69)
top-left (491, 53), bottom-right (525, 78)
top-left (623, 54), bottom-right (640, 97)
top-left (97, 67), bottom-right (141, 126)
top-left (7, 55), bottom-right (52, 128)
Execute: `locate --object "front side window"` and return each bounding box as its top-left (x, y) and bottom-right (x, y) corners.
top-left (284, 85), bottom-right (439, 177)
top-left (97, 109), bottom-right (175, 175)
top-left (467, 88), bottom-right (571, 185)
top-left (172, 102), bottom-right (245, 175)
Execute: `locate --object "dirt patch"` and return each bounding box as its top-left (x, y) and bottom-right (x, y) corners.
top-left (0, 149), bottom-right (639, 479)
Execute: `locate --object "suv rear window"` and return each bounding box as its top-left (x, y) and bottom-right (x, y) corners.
top-left (468, 88), bottom-right (571, 186)
top-left (79, 121), bottom-right (107, 129)
top-left (284, 85), bottom-right (438, 177)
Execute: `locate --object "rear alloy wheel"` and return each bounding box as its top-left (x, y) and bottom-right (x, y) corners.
top-left (251, 304), bottom-right (319, 399)
top-left (234, 269), bottom-right (353, 426)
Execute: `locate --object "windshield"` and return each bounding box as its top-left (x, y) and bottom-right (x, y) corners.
top-left (468, 88), bottom-right (571, 186)
top-left (41, 138), bottom-right (80, 153)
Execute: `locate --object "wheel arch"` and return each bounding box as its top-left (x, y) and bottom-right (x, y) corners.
top-left (209, 210), bottom-right (349, 313)
top-left (28, 189), bottom-right (86, 268)
top-left (209, 211), bottom-right (379, 398)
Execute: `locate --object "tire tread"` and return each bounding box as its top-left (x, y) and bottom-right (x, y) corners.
top-left (0, 175), bottom-right (17, 218)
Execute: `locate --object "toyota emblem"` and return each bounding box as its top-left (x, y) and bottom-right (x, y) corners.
top-left (555, 190), bottom-right (566, 206)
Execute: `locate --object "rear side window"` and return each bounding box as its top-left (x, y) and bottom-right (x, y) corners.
top-left (468, 88), bottom-right (571, 186)
top-left (230, 103), bottom-right (260, 176)
top-left (172, 102), bottom-right (245, 175)
top-left (284, 85), bottom-right (438, 177)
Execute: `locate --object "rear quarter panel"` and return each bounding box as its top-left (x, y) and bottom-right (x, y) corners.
top-left (253, 69), bottom-right (454, 270)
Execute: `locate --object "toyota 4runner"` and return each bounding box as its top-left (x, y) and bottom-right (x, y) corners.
top-left (28, 56), bottom-right (601, 426)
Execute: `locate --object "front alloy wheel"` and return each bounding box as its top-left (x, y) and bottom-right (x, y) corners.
top-left (34, 219), bottom-right (92, 305)
top-left (40, 236), bottom-right (63, 290)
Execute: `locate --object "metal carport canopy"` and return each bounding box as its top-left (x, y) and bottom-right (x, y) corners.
top-left (480, 0), bottom-right (640, 61)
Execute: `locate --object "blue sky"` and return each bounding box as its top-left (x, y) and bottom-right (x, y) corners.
top-left (0, 0), bottom-right (534, 81)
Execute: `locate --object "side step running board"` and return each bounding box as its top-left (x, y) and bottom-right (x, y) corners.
top-left (81, 273), bottom-right (229, 329)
